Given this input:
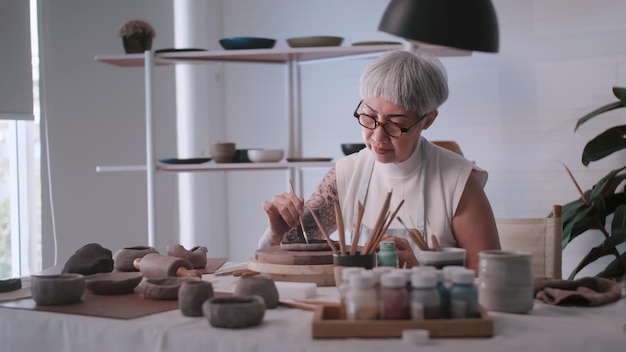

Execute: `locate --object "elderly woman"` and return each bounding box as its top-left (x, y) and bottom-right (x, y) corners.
top-left (258, 50), bottom-right (500, 270)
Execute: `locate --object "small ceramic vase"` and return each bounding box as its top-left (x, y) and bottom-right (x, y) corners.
top-left (178, 280), bottom-right (214, 317)
top-left (333, 252), bottom-right (377, 287)
top-left (166, 244), bottom-right (208, 269)
top-left (234, 276), bottom-right (279, 309)
top-left (203, 295), bottom-right (265, 329)
top-left (113, 246), bottom-right (159, 272)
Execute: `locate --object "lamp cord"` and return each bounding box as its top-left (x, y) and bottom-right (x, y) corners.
top-left (43, 116), bottom-right (58, 267)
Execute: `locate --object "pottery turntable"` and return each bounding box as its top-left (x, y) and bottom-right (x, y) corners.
top-left (248, 241), bottom-right (336, 286)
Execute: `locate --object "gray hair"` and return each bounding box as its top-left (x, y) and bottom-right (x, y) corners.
top-left (359, 50), bottom-right (449, 116)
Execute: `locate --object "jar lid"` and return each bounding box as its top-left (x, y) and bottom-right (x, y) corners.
top-left (402, 329), bottom-right (430, 345)
top-left (341, 267), bottom-right (364, 281)
top-left (451, 268), bottom-right (475, 284)
top-left (411, 272), bottom-right (437, 288)
top-left (380, 273), bottom-right (405, 288)
top-left (442, 265), bottom-right (465, 280)
top-left (379, 241), bottom-right (396, 249)
top-left (349, 273), bottom-right (374, 289)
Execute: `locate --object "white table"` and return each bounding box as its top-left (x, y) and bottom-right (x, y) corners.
top-left (1, 264), bottom-right (625, 352)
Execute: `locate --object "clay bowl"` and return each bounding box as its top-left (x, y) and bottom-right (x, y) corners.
top-left (210, 142), bottom-right (236, 163)
top-left (30, 273), bottom-right (86, 305)
top-left (203, 295), bottom-right (265, 329)
top-left (234, 276), bottom-right (279, 309)
top-left (139, 277), bottom-right (199, 300)
top-left (84, 272), bottom-right (143, 295)
top-left (219, 37), bottom-right (276, 50)
top-left (166, 244), bottom-right (208, 269)
top-left (247, 149), bottom-right (284, 163)
top-left (112, 246), bottom-right (159, 272)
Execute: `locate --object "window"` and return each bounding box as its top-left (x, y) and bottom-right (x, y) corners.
top-left (0, 0), bottom-right (41, 278)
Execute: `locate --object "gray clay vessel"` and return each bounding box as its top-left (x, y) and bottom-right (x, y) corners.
top-left (166, 244), bottom-right (208, 269)
top-left (203, 295), bottom-right (265, 329)
top-left (113, 246), bottom-right (159, 272)
top-left (84, 272), bottom-right (143, 295)
top-left (139, 277), bottom-right (197, 300)
top-left (178, 280), bottom-right (214, 316)
top-left (234, 275), bottom-right (279, 309)
top-left (30, 273), bottom-right (85, 305)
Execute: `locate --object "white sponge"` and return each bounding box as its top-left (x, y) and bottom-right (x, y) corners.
top-left (274, 281), bottom-right (317, 300)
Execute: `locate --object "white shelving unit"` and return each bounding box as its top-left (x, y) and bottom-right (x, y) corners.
top-left (94, 44), bottom-right (471, 246)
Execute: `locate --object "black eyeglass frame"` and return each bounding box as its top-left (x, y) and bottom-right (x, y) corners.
top-left (353, 100), bottom-right (429, 138)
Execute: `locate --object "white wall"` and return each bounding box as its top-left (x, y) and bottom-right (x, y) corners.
top-left (40, 0), bottom-right (626, 279)
top-left (39, 0), bottom-right (177, 268)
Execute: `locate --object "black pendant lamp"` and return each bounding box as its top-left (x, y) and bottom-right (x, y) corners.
top-left (378, 0), bottom-right (499, 53)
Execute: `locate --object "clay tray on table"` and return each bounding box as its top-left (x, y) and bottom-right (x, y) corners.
top-left (312, 304), bottom-right (494, 339)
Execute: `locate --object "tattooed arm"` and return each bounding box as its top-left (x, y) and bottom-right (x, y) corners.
top-left (259, 168), bottom-right (339, 247)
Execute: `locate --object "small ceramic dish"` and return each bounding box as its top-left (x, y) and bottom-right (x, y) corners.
top-left (286, 36), bottom-right (343, 48)
top-left (247, 149), bottom-right (284, 163)
top-left (158, 158), bottom-right (212, 165)
top-left (84, 272), bottom-right (143, 295)
top-left (341, 143), bottom-right (366, 155)
top-left (219, 37), bottom-right (276, 50)
top-left (30, 273), bottom-right (86, 305)
top-left (203, 295), bottom-right (266, 328)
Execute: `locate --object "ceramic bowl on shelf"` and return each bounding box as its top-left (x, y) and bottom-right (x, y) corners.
top-left (247, 149), bottom-right (284, 163)
top-left (341, 143), bottom-right (366, 155)
top-left (219, 37), bottom-right (276, 50)
top-left (210, 142), bottom-right (237, 163)
top-left (286, 36), bottom-right (343, 48)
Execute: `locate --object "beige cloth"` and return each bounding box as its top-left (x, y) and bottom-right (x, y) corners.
top-left (534, 276), bottom-right (622, 306)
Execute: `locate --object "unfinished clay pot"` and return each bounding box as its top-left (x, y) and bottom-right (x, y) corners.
top-left (84, 272), bottom-right (143, 295)
top-left (178, 280), bottom-right (214, 316)
top-left (203, 295), bottom-right (265, 328)
top-left (234, 275), bottom-right (279, 309)
top-left (31, 273), bottom-right (85, 305)
top-left (139, 277), bottom-right (198, 300)
top-left (166, 244), bottom-right (208, 269)
top-left (113, 246), bottom-right (159, 272)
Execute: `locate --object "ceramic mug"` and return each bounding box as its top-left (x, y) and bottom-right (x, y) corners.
top-left (478, 250), bottom-right (534, 314)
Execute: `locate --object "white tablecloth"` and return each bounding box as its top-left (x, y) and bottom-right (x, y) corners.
top-left (1, 264), bottom-right (625, 352)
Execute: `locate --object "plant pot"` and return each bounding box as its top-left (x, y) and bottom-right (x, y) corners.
top-left (122, 34), bottom-right (153, 54)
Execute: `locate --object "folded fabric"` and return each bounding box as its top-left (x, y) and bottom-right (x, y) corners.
top-left (534, 276), bottom-right (622, 306)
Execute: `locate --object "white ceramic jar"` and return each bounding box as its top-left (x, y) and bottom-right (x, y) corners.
top-left (478, 250), bottom-right (534, 314)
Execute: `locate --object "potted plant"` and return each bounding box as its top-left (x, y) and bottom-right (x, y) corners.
top-left (561, 86), bottom-right (626, 280)
top-left (118, 19), bottom-right (156, 54)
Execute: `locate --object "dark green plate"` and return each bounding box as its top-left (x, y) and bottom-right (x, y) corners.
top-left (159, 158), bottom-right (212, 164)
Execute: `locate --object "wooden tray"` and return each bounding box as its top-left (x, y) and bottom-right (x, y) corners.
top-left (312, 305), bottom-right (494, 339)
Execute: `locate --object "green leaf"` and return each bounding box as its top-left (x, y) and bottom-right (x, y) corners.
top-left (612, 87), bottom-right (626, 104)
top-left (568, 245), bottom-right (607, 279)
top-left (582, 125), bottom-right (626, 166)
top-left (575, 101), bottom-right (624, 132)
top-left (561, 168), bottom-right (626, 246)
top-left (611, 204), bottom-right (626, 235)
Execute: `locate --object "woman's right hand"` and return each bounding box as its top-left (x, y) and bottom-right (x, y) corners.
top-left (261, 192), bottom-right (304, 244)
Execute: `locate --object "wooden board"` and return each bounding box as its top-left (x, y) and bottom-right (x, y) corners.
top-left (248, 260), bottom-right (335, 287)
top-left (254, 247), bottom-right (334, 265)
top-left (0, 290), bottom-right (232, 320)
top-left (312, 305), bottom-right (494, 339)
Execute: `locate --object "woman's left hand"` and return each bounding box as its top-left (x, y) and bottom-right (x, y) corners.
top-left (378, 234), bottom-right (419, 268)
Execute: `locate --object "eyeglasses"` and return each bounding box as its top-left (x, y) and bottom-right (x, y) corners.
top-left (353, 101), bottom-right (428, 138)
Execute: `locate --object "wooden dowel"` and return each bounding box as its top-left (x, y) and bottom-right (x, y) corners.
top-left (363, 191), bottom-right (392, 254)
top-left (350, 202), bottom-right (364, 255)
top-left (310, 208), bottom-right (338, 254)
top-left (290, 179), bottom-right (309, 244)
top-left (334, 201), bottom-right (346, 255)
top-left (430, 234), bottom-right (441, 251)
